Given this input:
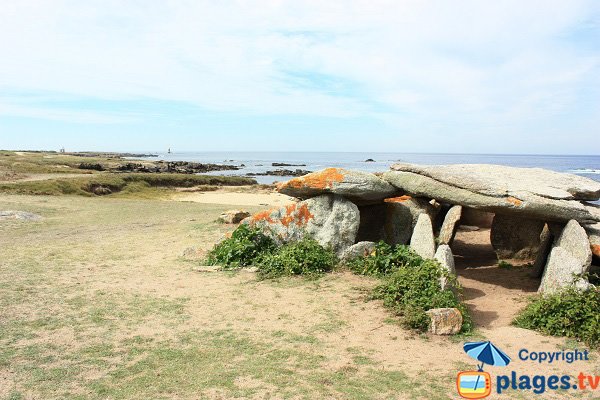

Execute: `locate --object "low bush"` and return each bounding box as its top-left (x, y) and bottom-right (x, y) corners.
top-left (513, 288), bottom-right (599, 347)
top-left (205, 224), bottom-right (276, 268)
top-left (348, 241), bottom-right (472, 333)
top-left (257, 237), bottom-right (336, 279)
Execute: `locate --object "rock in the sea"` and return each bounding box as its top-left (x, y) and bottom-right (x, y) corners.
top-left (277, 168), bottom-right (397, 204)
top-left (0, 211), bottom-right (42, 221)
top-left (531, 225), bottom-right (554, 278)
top-left (340, 241), bottom-right (376, 262)
top-left (383, 195), bottom-right (437, 245)
top-left (435, 244), bottom-right (456, 290)
top-left (539, 247), bottom-right (590, 294)
top-left (218, 210), bottom-right (251, 224)
top-left (555, 220), bottom-right (593, 267)
top-left (383, 164), bottom-right (600, 224)
top-left (410, 213), bottom-right (436, 259)
top-left (490, 214), bottom-right (545, 259)
top-left (426, 308), bottom-right (463, 335)
top-left (246, 194), bottom-right (359, 255)
top-left (438, 205), bottom-right (462, 245)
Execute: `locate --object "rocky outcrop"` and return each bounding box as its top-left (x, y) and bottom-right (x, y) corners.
top-left (383, 196), bottom-right (438, 245)
top-left (531, 225), bottom-right (554, 278)
top-left (410, 214), bottom-right (436, 259)
top-left (438, 205), bottom-right (462, 245)
top-left (426, 308), bottom-right (463, 335)
top-left (218, 210), bottom-right (251, 224)
top-left (277, 168), bottom-right (397, 204)
top-left (490, 214), bottom-right (545, 259)
top-left (383, 164), bottom-right (600, 224)
top-left (246, 194), bottom-right (360, 255)
top-left (340, 241), bottom-right (376, 262)
top-left (539, 220), bottom-right (593, 294)
top-left (435, 245), bottom-right (456, 290)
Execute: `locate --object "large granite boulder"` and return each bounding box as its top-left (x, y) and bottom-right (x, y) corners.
top-left (246, 194), bottom-right (359, 255)
top-left (383, 164), bottom-right (600, 224)
top-left (539, 220), bottom-right (593, 294)
top-left (426, 308), bottom-right (463, 335)
top-left (438, 205), bottom-right (462, 245)
top-left (277, 168), bottom-right (397, 204)
top-left (410, 213), bottom-right (436, 259)
top-left (383, 195), bottom-right (438, 245)
top-left (490, 214), bottom-right (545, 259)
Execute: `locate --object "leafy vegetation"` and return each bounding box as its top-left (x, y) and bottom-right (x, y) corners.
top-left (257, 237), bottom-right (336, 279)
top-left (205, 224), bottom-right (276, 268)
top-left (513, 288), bottom-right (600, 347)
top-left (0, 173), bottom-right (256, 196)
top-left (347, 242), bottom-right (472, 333)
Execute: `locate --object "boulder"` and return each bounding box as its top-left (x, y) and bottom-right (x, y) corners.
top-left (531, 225), bottom-right (554, 278)
top-left (584, 222), bottom-right (600, 259)
top-left (277, 168), bottom-right (397, 204)
top-left (246, 194), bottom-right (360, 255)
top-left (383, 164), bottom-right (600, 224)
top-left (538, 247), bottom-right (591, 294)
top-left (555, 220), bottom-right (593, 267)
top-left (438, 205), bottom-right (462, 245)
top-left (383, 195), bottom-right (438, 245)
top-left (340, 241), bottom-right (376, 262)
top-left (434, 244), bottom-right (456, 290)
top-left (218, 210), bottom-right (251, 224)
top-left (490, 214), bottom-right (545, 260)
top-left (409, 213), bottom-right (436, 259)
top-left (426, 308), bottom-right (463, 335)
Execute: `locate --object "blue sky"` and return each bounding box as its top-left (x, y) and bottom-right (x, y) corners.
top-left (1, 1), bottom-right (599, 154)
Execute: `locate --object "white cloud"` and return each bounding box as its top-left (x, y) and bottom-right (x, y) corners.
top-left (0, 0), bottom-right (598, 139)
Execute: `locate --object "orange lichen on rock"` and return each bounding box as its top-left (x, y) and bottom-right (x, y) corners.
top-left (591, 244), bottom-right (600, 257)
top-left (280, 203), bottom-right (314, 227)
top-left (384, 195), bottom-right (412, 203)
top-left (251, 209), bottom-right (275, 223)
top-left (280, 168), bottom-right (345, 190)
top-left (506, 196), bottom-right (523, 207)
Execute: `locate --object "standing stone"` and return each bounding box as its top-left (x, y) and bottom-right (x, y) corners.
top-left (426, 308), bottom-right (463, 335)
top-left (555, 220), bottom-right (593, 267)
top-left (410, 213), bottom-right (436, 259)
top-left (531, 224), bottom-right (554, 278)
top-left (539, 247), bottom-right (590, 294)
top-left (585, 222), bottom-right (600, 260)
top-left (490, 214), bottom-right (545, 259)
top-left (438, 205), bottom-right (462, 245)
top-left (383, 195), bottom-right (438, 245)
top-left (435, 244), bottom-right (456, 290)
top-left (246, 194), bottom-right (359, 255)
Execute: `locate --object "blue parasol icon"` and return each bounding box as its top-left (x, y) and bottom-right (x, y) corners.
top-left (464, 341), bottom-right (511, 370)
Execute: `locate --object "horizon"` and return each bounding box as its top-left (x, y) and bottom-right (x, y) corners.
top-left (1, 1), bottom-right (600, 154)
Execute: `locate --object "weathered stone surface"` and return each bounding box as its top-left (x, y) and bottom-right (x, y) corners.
top-left (539, 247), bottom-right (590, 294)
top-left (410, 213), bottom-right (436, 259)
top-left (460, 208), bottom-right (494, 228)
top-left (435, 244), bottom-right (456, 290)
top-left (585, 222), bottom-right (600, 259)
top-left (490, 214), bottom-right (545, 260)
top-left (218, 210), bottom-right (251, 224)
top-left (383, 164), bottom-right (600, 224)
top-left (340, 241), bottom-right (376, 262)
top-left (0, 211), bottom-right (42, 221)
top-left (277, 168), bottom-right (397, 204)
top-left (531, 225), bottom-right (554, 278)
top-left (426, 308), bottom-right (463, 335)
top-left (246, 194), bottom-right (359, 255)
top-left (438, 205), bottom-right (462, 245)
top-left (383, 195), bottom-right (438, 245)
top-left (555, 220), bottom-right (593, 268)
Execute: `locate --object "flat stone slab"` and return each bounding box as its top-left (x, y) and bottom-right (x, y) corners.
top-left (277, 168), bottom-right (397, 204)
top-left (0, 211), bottom-right (42, 221)
top-left (384, 164), bottom-right (600, 224)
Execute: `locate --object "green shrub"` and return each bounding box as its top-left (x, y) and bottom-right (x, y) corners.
top-left (205, 224), bottom-right (276, 268)
top-left (346, 242), bottom-right (424, 276)
top-left (498, 260), bottom-right (514, 269)
top-left (513, 288), bottom-right (600, 347)
top-left (257, 237), bottom-right (336, 279)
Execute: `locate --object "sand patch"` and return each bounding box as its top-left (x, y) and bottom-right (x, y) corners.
top-left (174, 191), bottom-right (294, 207)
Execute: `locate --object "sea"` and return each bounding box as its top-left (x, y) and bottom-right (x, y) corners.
top-left (134, 152), bottom-right (600, 185)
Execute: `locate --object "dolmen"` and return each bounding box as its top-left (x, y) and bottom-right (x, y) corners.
top-left (244, 164), bottom-right (600, 294)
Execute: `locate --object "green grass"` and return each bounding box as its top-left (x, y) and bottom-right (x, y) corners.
top-left (0, 173), bottom-right (256, 197)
